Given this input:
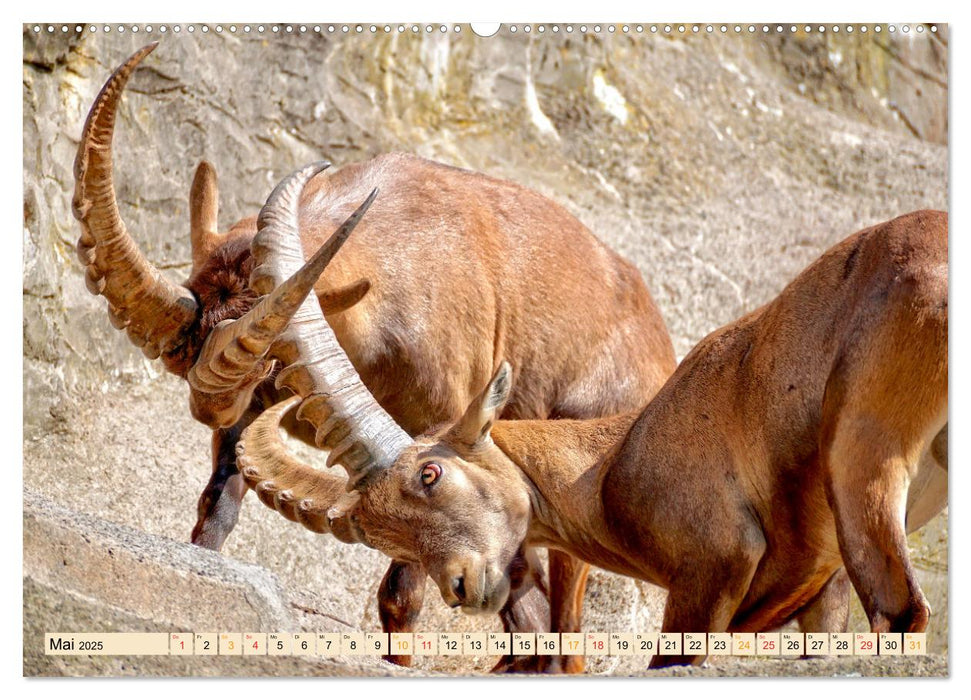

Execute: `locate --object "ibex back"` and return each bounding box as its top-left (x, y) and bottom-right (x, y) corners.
top-left (73, 44), bottom-right (676, 672)
top-left (242, 182), bottom-right (947, 668)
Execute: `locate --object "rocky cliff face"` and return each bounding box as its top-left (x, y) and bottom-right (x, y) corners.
top-left (23, 24), bottom-right (948, 676)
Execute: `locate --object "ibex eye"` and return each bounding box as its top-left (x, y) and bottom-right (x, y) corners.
top-left (420, 463), bottom-right (442, 486)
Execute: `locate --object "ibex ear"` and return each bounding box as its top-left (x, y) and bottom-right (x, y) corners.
top-left (317, 278), bottom-right (371, 314)
top-left (190, 161), bottom-right (221, 273)
top-left (448, 361), bottom-right (513, 448)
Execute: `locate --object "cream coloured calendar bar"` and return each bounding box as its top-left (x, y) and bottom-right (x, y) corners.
top-left (45, 633), bottom-right (170, 656)
top-left (44, 632), bottom-right (925, 656)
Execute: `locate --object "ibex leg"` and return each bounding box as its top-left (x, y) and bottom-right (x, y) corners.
top-left (491, 551), bottom-right (590, 673)
top-left (190, 418), bottom-right (250, 550)
top-left (650, 530), bottom-right (764, 668)
top-left (798, 426), bottom-right (946, 642)
top-left (650, 582), bottom-right (751, 668)
top-left (545, 550), bottom-right (590, 673)
top-left (826, 433), bottom-right (931, 633)
top-left (905, 425), bottom-right (948, 533)
top-left (378, 560), bottom-right (426, 667)
top-left (821, 323), bottom-right (944, 633)
top-left (490, 548), bottom-right (556, 673)
top-left (797, 567), bottom-right (851, 638)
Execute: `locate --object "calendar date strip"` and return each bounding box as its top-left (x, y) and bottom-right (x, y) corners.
top-left (45, 631), bottom-right (926, 657)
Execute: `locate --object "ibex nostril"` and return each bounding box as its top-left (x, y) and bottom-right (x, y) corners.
top-left (451, 575), bottom-right (466, 604)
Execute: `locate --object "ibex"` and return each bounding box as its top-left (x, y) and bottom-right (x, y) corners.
top-left (239, 164), bottom-right (947, 668)
top-left (73, 44), bottom-right (678, 672)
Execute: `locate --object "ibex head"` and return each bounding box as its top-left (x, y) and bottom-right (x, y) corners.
top-left (237, 169), bottom-right (532, 614)
top-left (243, 364), bottom-right (532, 614)
top-left (337, 365), bottom-right (532, 613)
top-left (73, 43), bottom-right (345, 428)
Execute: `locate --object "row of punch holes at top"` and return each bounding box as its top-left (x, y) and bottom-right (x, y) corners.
top-left (31, 23), bottom-right (939, 36)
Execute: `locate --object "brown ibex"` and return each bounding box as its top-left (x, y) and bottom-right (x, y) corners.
top-left (239, 165), bottom-right (947, 668)
top-left (73, 44), bottom-right (678, 672)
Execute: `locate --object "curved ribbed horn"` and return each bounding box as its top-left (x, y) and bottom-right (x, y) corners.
top-left (237, 395), bottom-right (348, 533)
top-left (253, 164), bottom-right (413, 488)
top-left (72, 43), bottom-right (198, 360)
top-left (187, 162), bottom-right (339, 395)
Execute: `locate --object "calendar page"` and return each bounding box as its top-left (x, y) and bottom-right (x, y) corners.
top-left (22, 15), bottom-right (948, 680)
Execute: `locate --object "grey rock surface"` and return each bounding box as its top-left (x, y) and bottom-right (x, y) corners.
top-left (24, 489), bottom-right (422, 677)
top-left (23, 24), bottom-right (948, 677)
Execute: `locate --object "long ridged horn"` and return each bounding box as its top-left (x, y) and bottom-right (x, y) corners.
top-left (72, 43), bottom-right (198, 360)
top-left (252, 164), bottom-right (413, 488)
top-left (237, 395), bottom-right (347, 533)
top-left (187, 162), bottom-right (349, 394)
